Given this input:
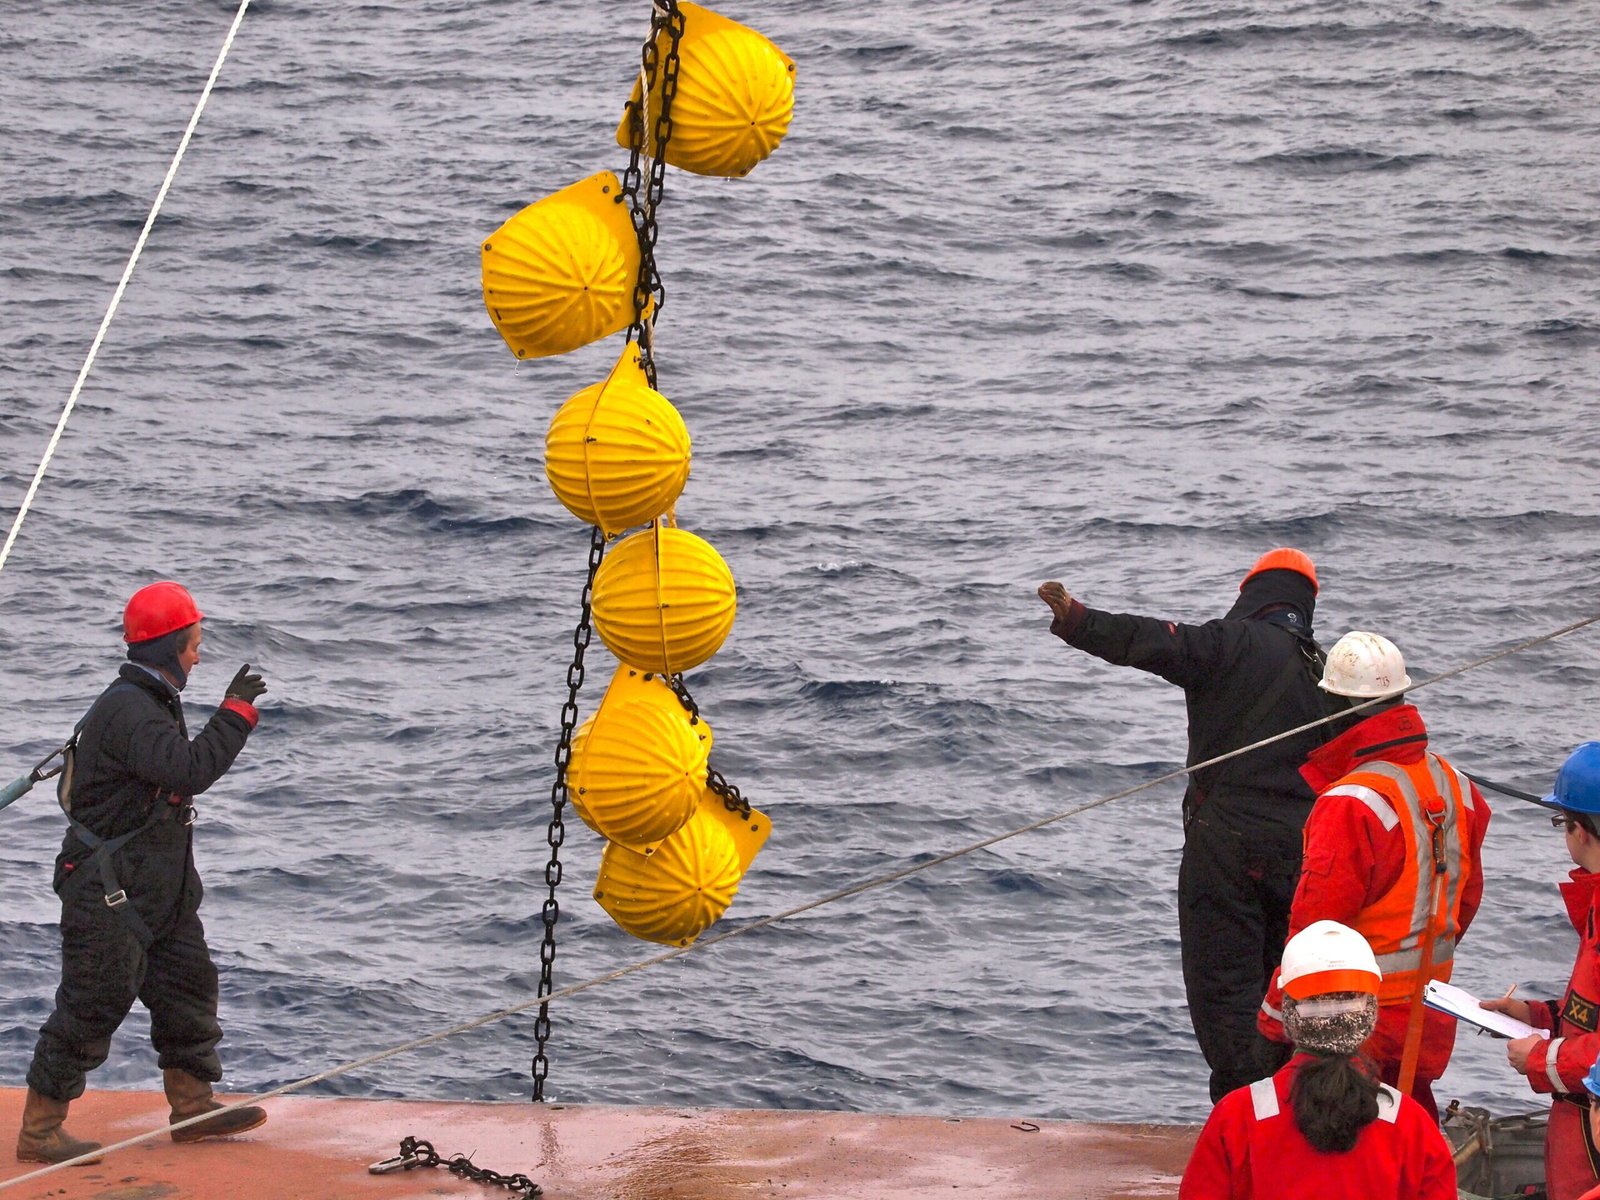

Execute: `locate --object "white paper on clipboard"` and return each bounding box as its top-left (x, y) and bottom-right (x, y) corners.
top-left (1424, 980), bottom-right (1549, 1040)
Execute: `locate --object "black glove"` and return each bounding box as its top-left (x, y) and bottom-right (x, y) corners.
top-left (225, 663), bottom-right (267, 704)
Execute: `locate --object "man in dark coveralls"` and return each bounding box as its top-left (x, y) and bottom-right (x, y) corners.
top-left (17, 581), bottom-right (269, 1164)
top-left (1037, 549), bottom-right (1337, 1102)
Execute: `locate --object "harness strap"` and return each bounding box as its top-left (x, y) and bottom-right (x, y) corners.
top-left (67, 810), bottom-right (167, 948)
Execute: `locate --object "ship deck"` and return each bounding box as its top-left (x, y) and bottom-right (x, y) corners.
top-left (0, 1087), bottom-right (1197, 1199)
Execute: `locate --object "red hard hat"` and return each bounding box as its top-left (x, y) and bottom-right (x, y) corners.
top-left (1240, 548), bottom-right (1318, 595)
top-left (123, 581), bottom-right (203, 643)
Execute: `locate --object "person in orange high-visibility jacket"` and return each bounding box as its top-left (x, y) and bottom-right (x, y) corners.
top-left (1182, 921), bottom-right (1457, 1200)
top-left (1481, 742), bottom-right (1600, 1200)
top-left (1256, 632), bottom-right (1489, 1123)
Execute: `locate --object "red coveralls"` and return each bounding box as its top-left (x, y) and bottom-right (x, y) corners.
top-left (1179, 1054), bottom-right (1457, 1199)
top-left (1514, 869), bottom-right (1600, 1200)
top-left (1256, 705), bottom-right (1490, 1121)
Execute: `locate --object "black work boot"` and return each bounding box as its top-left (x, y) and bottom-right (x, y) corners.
top-left (163, 1068), bottom-right (268, 1143)
top-left (15, 1087), bottom-right (103, 1164)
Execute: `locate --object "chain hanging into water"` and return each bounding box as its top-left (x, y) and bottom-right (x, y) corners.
top-left (530, 526), bottom-right (606, 1100)
top-left (617, 0), bottom-right (685, 388)
top-left (668, 673), bottom-right (753, 819)
top-left (369, 1135), bottom-right (541, 1197)
top-left (0, 0), bottom-right (253, 579)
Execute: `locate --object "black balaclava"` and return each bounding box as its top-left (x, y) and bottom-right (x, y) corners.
top-left (127, 626), bottom-right (192, 691)
top-left (1225, 567), bottom-right (1317, 638)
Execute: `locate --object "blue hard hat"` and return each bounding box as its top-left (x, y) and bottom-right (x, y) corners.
top-left (1586, 1055), bottom-right (1600, 1100)
top-left (1543, 743), bottom-right (1600, 816)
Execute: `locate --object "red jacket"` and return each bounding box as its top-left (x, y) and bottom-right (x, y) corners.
top-left (1518, 869), bottom-right (1600, 1200)
top-left (1258, 706), bottom-right (1490, 1098)
top-left (1179, 1055), bottom-right (1457, 1200)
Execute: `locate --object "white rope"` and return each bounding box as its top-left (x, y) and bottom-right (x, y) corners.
top-left (0, 0), bottom-right (254, 577)
top-left (6, 608), bottom-right (1596, 1188)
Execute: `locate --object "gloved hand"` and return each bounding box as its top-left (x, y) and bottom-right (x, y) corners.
top-left (225, 663), bottom-right (267, 704)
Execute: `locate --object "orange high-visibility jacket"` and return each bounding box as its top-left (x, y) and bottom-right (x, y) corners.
top-left (1318, 754), bottom-right (1476, 1004)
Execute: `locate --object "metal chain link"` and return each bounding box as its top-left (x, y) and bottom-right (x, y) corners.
top-left (528, 1), bottom-right (683, 1101)
top-left (666, 673), bottom-right (753, 820)
top-left (617, 0), bottom-right (686, 388)
top-left (370, 1135), bottom-right (542, 1197)
top-left (531, 526), bottom-right (606, 1100)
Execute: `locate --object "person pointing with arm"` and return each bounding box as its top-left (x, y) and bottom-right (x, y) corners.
top-left (1038, 550), bottom-right (1335, 1101)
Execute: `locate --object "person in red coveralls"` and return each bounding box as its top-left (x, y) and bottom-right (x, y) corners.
top-left (1181, 920), bottom-right (1456, 1199)
top-left (1479, 742), bottom-right (1600, 1200)
top-left (1257, 631), bottom-right (1490, 1122)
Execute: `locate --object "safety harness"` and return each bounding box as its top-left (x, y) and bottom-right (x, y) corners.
top-left (57, 680), bottom-right (190, 949)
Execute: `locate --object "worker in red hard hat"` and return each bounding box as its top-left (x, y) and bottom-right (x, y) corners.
top-left (17, 582), bottom-right (269, 1166)
top-left (1038, 549), bottom-right (1341, 1102)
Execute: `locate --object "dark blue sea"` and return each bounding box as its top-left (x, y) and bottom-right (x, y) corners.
top-left (1, 0), bottom-right (1597, 1129)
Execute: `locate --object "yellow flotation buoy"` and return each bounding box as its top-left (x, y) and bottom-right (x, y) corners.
top-left (481, 172), bottom-right (640, 359)
top-left (568, 690), bottom-right (708, 851)
top-left (593, 801), bottom-right (743, 945)
top-left (545, 342), bottom-right (691, 535)
top-left (596, 662), bottom-right (715, 756)
top-left (591, 524), bottom-right (736, 674)
top-left (617, 2), bottom-right (795, 179)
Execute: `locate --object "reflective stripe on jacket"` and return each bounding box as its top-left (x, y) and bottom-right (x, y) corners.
top-left (1324, 754), bottom-right (1474, 1004)
top-left (1178, 1055), bottom-right (1457, 1200)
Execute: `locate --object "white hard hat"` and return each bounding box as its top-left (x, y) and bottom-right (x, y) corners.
top-left (1278, 920), bottom-right (1382, 1000)
top-left (1319, 630), bottom-right (1412, 699)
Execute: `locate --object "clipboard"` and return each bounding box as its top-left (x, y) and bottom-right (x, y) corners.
top-left (1423, 980), bottom-right (1550, 1040)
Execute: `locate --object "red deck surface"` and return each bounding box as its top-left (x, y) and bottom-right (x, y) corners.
top-left (0, 1087), bottom-right (1197, 1199)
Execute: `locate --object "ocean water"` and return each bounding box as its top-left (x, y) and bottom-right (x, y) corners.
top-left (0, 0), bottom-right (1597, 1129)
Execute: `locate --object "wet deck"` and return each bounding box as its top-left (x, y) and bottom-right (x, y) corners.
top-left (0, 1087), bottom-right (1197, 1199)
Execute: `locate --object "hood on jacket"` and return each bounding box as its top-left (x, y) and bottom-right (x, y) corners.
top-left (127, 626), bottom-right (192, 691)
top-left (1225, 567), bottom-right (1317, 636)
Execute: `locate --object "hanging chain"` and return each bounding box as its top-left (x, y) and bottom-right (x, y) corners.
top-left (618, 0), bottom-right (686, 388)
top-left (529, 0), bottom-right (682, 1102)
top-left (666, 673), bottom-right (753, 820)
top-left (531, 526), bottom-right (606, 1101)
top-left (369, 1135), bottom-right (541, 1197)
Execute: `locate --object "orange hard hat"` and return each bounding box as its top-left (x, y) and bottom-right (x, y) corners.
top-left (123, 581), bottom-right (203, 643)
top-left (1240, 548), bottom-right (1317, 595)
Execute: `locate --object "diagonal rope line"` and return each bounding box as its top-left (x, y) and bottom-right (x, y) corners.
top-left (6, 609), bottom-right (1596, 1187)
top-left (0, 0), bottom-right (254, 578)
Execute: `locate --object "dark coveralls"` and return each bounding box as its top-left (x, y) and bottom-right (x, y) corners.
top-left (26, 664), bottom-right (254, 1101)
top-left (1049, 570), bottom-right (1335, 1101)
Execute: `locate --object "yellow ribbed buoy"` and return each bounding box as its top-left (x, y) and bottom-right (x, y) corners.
top-left (568, 693), bottom-right (708, 851)
top-left (591, 525), bottom-right (736, 674)
top-left (481, 172), bottom-right (640, 359)
top-left (593, 803), bottom-right (743, 945)
top-left (545, 342), bottom-right (691, 535)
top-left (617, 3), bottom-right (795, 179)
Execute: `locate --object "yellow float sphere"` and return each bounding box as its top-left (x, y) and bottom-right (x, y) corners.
top-left (545, 346), bottom-right (691, 535)
top-left (481, 172), bottom-right (639, 359)
top-left (567, 714), bottom-right (598, 833)
top-left (593, 806), bottom-right (743, 945)
top-left (617, 3), bottom-right (795, 179)
top-left (591, 526), bottom-right (736, 674)
top-left (568, 695), bottom-right (707, 850)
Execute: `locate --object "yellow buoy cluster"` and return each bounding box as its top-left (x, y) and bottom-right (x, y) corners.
top-left (481, 2), bottom-right (794, 360)
top-left (482, 2), bottom-right (790, 949)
